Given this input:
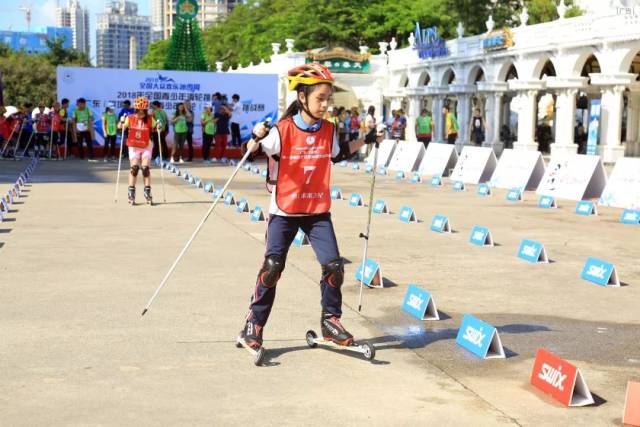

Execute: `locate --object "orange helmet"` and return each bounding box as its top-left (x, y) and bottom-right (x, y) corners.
top-left (287, 63), bottom-right (334, 91)
top-left (134, 96), bottom-right (149, 110)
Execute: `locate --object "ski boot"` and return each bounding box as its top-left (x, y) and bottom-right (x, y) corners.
top-left (321, 311), bottom-right (354, 346)
top-left (305, 312), bottom-right (375, 361)
top-left (127, 186), bottom-right (136, 205)
top-left (235, 319), bottom-right (266, 366)
top-left (143, 186), bottom-right (153, 205)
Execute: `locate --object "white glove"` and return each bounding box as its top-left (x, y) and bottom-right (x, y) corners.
top-left (252, 121), bottom-right (269, 141)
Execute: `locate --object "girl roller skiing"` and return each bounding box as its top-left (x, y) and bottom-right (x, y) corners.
top-left (118, 97), bottom-right (159, 205)
top-left (239, 63), bottom-right (383, 352)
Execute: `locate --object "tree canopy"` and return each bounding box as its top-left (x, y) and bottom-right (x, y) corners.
top-left (141, 0), bottom-right (582, 71)
top-left (0, 36), bottom-right (90, 106)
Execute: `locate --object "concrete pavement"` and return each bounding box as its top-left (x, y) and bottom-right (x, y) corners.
top-left (0, 157), bottom-right (638, 426)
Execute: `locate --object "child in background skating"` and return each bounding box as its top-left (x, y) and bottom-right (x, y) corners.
top-left (239, 63), bottom-right (383, 350)
top-left (118, 97), bottom-right (159, 205)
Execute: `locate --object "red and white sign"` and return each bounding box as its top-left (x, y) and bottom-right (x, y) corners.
top-left (624, 381), bottom-right (640, 426)
top-left (530, 348), bottom-right (594, 407)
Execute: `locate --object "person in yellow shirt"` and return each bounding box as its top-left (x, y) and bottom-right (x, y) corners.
top-left (443, 105), bottom-right (459, 145)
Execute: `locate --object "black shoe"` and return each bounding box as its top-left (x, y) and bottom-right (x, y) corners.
top-left (240, 320), bottom-right (263, 349)
top-left (321, 311), bottom-right (353, 346)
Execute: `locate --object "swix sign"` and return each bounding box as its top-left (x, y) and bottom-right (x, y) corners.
top-left (530, 348), bottom-right (594, 407)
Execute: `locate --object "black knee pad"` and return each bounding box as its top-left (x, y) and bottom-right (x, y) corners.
top-left (130, 165), bottom-right (140, 177)
top-left (322, 258), bottom-right (344, 289)
top-left (142, 166), bottom-right (150, 177)
top-left (258, 255), bottom-right (285, 288)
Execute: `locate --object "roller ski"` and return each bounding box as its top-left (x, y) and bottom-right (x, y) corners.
top-left (143, 186), bottom-right (153, 206)
top-left (305, 312), bottom-right (375, 361)
top-left (127, 186), bottom-right (136, 206)
top-left (235, 320), bottom-right (266, 366)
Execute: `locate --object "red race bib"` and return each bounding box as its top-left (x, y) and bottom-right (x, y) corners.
top-left (274, 117), bottom-right (334, 214)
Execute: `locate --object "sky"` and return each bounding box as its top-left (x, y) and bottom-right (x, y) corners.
top-left (0, 0), bottom-right (151, 64)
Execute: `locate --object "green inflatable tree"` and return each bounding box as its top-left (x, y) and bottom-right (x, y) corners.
top-left (164, 0), bottom-right (208, 71)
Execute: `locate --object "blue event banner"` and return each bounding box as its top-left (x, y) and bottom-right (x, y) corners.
top-left (56, 66), bottom-right (278, 147)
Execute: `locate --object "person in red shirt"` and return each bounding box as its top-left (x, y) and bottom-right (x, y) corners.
top-left (33, 101), bottom-right (52, 158)
top-left (239, 63), bottom-right (383, 351)
top-left (118, 96), bottom-right (159, 205)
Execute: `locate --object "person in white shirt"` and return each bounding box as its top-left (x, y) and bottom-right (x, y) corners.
top-left (230, 94), bottom-right (242, 147)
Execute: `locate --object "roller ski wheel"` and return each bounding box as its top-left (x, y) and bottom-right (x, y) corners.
top-left (144, 186), bottom-right (153, 206)
top-left (305, 329), bottom-right (376, 362)
top-left (127, 186), bottom-right (136, 206)
top-left (235, 335), bottom-right (266, 366)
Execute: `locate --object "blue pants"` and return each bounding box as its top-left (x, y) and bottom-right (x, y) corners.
top-left (247, 213), bottom-right (342, 327)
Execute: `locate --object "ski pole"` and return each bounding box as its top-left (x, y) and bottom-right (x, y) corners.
top-left (156, 126), bottom-right (167, 203)
top-left (48, 117), bottom-right (54, 159)
top-left (142, 137), bottom-right (260, 316)
top-left (357, 139), bottom-right (380, 312)
top-left (13, 120), bottom-right (25, 160)
top-left (19, 131), bottom-right (35, 160)
top-left (63, 119), bottom-right (69, 160)
top-left (114, 123), bottom-right (126, 202)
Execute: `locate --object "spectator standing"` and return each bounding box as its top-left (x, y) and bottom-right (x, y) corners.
top-left (230, 94), bottom-right (242, 147)
top-left (443, 105), bottom-right (459, 145)
top-left (184, 99), bottom-right (194, 161)
top-left (72, 98), bottom-right (95, 160)
top-left (151, 101), bottom-right (169, 160)
top-left (102, 102), bottom-right (118, 161)
top-left (469, 108), bottom-right (486, 146)
top-left (118, 100), bottom-right (134, 159)
top-left (415, 109), bottom-right (434, 148)
top-left (200, 102), bottom-right (217, 161)
top-left (32, 101), bottom-right (52, 158)
top-left (171, 102), bottom-right (189, 163)
top-left (213, 103), bottom-right (231, 160)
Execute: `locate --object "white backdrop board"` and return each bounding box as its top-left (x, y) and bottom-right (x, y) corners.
top-left (417, 143), bottom-right (458, 177)
top-left (387, 141), bottom-right (426, 172)
top-left (490, 149), bottom-right (546, 190)
top-left (450, 146), bottom-right (498, 184)
top-left (599, 157), bottom-right (640, 209)
top-left (536, 154), bottom-right (607, 201)
top-left (57, 66), bottom-right (278, 146)
top-left (366, 139), bottom-right (397, 167)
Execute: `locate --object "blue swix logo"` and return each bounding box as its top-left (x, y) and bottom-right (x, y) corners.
top-left (580, 257), bottom-right (614, 286)
top-left (399, 206), bottom-right (415, 223)
top-left (538, 195), bottom-right (555, 208)
top-left (455, 314), bottom-right (496, 359)
top-left (431, 214), bottom-right (449, 233)
top-left (469, 226), bottom-right (489, 246)
top-left (575, 201), bottom-right (595, 215)
top-left (355, 258), bottom-right (380, 286)
top-left (620, 209), bottom-right (640, 224)
top-left (477, 183), bottom-right (491, 196)
top-left (431, 175), bottom-right (442, 186)
top-left (518, 239), bottom-right (544, 263)
top-left (453, 181), bottom-right (465, 191)
top-left (402, 284), bottom-right (431, 320)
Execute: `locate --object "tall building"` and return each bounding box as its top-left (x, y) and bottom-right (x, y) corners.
top-left (150, 0), bottom-right (164, 42)
top-left (0, 27), bottom-right (73, 55)
top-left (161, 0), bottom-right (244, 40)
top-left (96, 0), bottom-right (152, 69)
top-left (55, 0), bottom-right (90, 57)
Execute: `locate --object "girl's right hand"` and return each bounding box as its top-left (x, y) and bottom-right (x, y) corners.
top-left (251, 122), bottom-right (269, 141)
